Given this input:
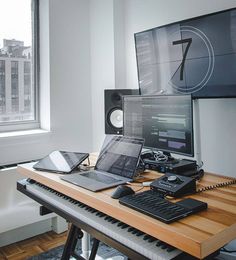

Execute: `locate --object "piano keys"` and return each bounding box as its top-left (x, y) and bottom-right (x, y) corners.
top-left (17, 179), bottom-right (183, 260)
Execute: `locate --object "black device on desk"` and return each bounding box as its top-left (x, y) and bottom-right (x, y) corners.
top-left (119, 190), bottom-right (207, 224)
top-left (119, 173), bottom-right (207, 223)
top-left (141, 150), bottom-right (198, 175)
top-left (111, 185), bottom-right (135, 199)
top-left (150, 173), bottom-right (196, 197)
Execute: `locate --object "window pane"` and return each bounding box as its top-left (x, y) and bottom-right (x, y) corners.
top-left (0, 0), bottom-right (36, 124)
top-left (0, 60), bottom-right (5, 114)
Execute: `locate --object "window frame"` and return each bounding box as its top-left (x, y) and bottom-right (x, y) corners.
top-left (0, 0), bottom-right (40, 132)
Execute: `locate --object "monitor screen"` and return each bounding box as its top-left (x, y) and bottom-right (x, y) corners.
top-left (123, 95), bottom-right (194, 156)
top-left (135, 8), bottom-right (236, 98)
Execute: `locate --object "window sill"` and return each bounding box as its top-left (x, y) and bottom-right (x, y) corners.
top-left (0, 129), bottom-right (50, 139)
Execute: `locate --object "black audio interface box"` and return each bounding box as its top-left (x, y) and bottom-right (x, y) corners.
top-left (143, 158), bottom-right (197, 174)
top-left (150, 173), bottom-right (196, 197)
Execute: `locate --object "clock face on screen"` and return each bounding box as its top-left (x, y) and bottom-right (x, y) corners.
top-left (135, 8), bottom-right (236, 98)
top-left (168, 25), bottom-right (215, 94)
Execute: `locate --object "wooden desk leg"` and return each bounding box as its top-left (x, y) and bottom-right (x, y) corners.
top-left (61, 224), bottom-right (83, 260)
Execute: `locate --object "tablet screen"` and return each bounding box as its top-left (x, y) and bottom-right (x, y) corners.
top-left (33, 151), bottom-right (89, 173)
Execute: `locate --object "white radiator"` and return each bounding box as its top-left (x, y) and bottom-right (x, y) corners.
top-left (0, 167), bottom-right (67, 246)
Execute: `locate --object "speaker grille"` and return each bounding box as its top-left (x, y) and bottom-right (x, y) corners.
top-left (104, 89), bottom-right (139, 135)
top-left (108, 108), bottom-right (123, 129)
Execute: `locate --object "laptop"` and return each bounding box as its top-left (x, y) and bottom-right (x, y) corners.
top-left (61, 135), bottom-right (144, 191)
top-left (33, 151), bottom-right (89, 174)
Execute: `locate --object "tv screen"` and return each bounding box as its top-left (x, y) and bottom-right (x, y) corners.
top-left (135, 8), bottom-right (236, 98)
top-left (123, 95), bottom-right (194, 157)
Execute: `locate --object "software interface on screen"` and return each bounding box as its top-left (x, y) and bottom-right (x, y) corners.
top-left (95, 135), bottom-right (144, 178)
top-left (123, 95), bottom-right (193, 156)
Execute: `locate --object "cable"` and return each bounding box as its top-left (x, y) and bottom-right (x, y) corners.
top-left (126, 182), bottom-right (146, 193)
top-left (135, 185), bottom-right (145, 193)
top-left (136, 157), bottom-right (146, 176)
top-left (77, 156), bottom-right (94, 171)
top-left (197, 160), bottom-right (204, 168)
top-left (221, 247), bottom-right (236, 253)
top-left (126, 182), bottom-right (142, 186)
top-left (191, 168), bottom-right (205, 181)
top-left (196, 178), bottom-right (236, 193)
top-left (153, 151), bottom-right (168, 163)
top-left (87, 156), bottom-right (90, 166)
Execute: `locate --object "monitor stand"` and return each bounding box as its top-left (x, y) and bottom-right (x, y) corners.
top-left (161, 151), bottom-right (179, 164)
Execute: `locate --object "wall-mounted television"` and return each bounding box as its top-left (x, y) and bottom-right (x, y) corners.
top-left (135, 8), bottom-right (236, 98)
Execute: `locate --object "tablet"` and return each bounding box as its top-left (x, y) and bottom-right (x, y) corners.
top-left (33, 151), bottom-right (89, 173)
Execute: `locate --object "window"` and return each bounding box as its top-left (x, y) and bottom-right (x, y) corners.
top-left (0, 60), bottom-right (5, 114)
top-left (0, 0), bottom-right (39, 131)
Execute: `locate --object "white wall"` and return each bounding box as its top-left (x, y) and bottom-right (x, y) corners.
top-left (118, 0), bottom-right (236, 177)
top-left (113, 0), bottom-right (127, 89)
top-left (48, 0), bottom-right (93, 152)
top-left (90, 0), bottom-right (115, 151)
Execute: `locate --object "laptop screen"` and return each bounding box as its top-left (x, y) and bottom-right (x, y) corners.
top-left (95, 135), bottom-right (144, 179)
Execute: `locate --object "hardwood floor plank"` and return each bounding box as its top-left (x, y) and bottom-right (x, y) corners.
top-left (0, 245), bottom-right (23, 258)
top-left (40, 240), bottom-right (65, 252)
top-left (0, 231), bottom-right (67, 259)
top-left (0, 251), bottom-right (7, 260)
top-left (7, 252), bottom-right (30, 260)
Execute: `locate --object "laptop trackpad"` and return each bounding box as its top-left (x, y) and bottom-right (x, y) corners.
top-left (81, 171), bottom-right (121, 184)
top-left (61, 172), bottom-right (126, 192)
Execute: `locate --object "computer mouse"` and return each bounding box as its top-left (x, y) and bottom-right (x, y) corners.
top-left (111, 185), bottom-right (135, 199)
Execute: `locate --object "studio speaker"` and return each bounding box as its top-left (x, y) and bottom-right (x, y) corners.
top-left (104, 89), bottom-right (139, 135)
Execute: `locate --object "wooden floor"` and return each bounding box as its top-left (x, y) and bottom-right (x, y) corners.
top-left (0, 231), bottom-right (68, 260)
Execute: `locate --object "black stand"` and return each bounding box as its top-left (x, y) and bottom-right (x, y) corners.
top-left (61, 224), bottom-right (100, 260)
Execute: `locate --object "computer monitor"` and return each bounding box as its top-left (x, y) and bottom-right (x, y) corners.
top-left (123, 95), bottom-right (194, 157)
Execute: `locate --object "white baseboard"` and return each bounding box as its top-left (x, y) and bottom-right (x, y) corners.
top-left (52, 216), bottom-right (68, 234)
top-left (0, 218), bottom-right (67, 247)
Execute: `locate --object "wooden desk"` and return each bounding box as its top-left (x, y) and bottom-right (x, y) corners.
top-left (17, 155), bottom-right (236, 259)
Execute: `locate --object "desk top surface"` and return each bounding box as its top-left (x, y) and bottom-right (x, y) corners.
top-left (17, 154), bottom-right (236, 259)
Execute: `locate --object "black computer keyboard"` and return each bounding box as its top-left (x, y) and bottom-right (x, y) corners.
top-left (119, 190), bottom-right (194, 223)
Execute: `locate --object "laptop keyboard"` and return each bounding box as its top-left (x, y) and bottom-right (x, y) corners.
top-left (81, 171), bottom-right (121, 184)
